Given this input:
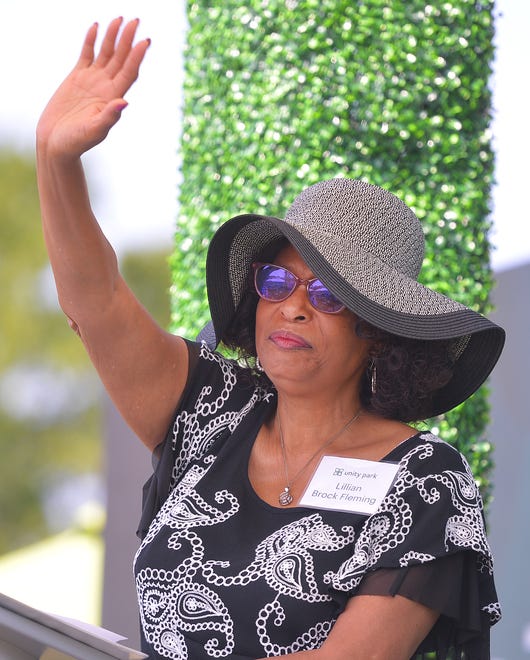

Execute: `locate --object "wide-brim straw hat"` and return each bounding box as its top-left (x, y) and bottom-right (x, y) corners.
top-left (204, 178), bottom-right (505, 417)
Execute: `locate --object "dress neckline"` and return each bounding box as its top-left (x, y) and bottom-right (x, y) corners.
top-left (242, 398), bottom-right (423, 513)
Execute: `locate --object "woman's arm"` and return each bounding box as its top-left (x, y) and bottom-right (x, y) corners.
top-left (36, 18), bottom-right (189, 450)
top-left (257, 593), bottom-right (438, 659)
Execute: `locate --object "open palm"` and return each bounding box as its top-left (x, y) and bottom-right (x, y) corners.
top-left (37, 18), bottom-right (150, 158)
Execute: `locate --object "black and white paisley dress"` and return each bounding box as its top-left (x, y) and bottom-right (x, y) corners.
top-left (134, 341), bottom-right (500, 659)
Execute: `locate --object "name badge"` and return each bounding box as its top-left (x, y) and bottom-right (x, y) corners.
top-left (299, 455), bottom-right (400, 515)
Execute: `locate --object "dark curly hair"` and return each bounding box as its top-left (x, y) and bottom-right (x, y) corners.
top-left (221, 241), bottom-right (457, 423)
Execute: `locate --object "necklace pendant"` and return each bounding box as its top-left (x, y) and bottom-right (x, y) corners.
top-left (279, 487), bottom-right (293, 506)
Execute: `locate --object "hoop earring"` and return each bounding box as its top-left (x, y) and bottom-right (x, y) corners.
top-left (370, 360), bottom-right (377, 395)
top-left (256, 356), bottom-right (264, 372)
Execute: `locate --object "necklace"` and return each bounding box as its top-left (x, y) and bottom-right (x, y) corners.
top-left (277, 408), bottom-right (362, 506)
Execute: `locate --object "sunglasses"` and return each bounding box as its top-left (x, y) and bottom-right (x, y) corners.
top-left (252, 263), bottom-right (345, 314)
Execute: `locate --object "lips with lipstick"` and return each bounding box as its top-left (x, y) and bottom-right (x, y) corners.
top-left (269, 330), bottom-right (312, 349)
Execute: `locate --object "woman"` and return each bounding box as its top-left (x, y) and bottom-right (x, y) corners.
top-left (36, 18), bottom-right (505, 660)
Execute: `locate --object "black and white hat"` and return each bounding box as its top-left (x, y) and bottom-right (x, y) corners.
top-left (205, 178), bottom-right (505, 416)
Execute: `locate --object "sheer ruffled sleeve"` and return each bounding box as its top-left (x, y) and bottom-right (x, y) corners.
top-left (137, 340), bottom-right (202, 539)
top-left (325, 433), bottom-right (500, 659)
top-left (137, 341), bottom-right (266, 540)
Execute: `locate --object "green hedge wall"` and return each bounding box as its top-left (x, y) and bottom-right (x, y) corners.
top-left (170, 0), bottom-right (496, 501)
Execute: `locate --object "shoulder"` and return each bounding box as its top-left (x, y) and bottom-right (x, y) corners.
top-left (185, 340), bottom-right (250, 392)
top-left (387, 432), bottom-right (487, 541)
top-left (178, 340), bottom-right (273, 417)
top-left (397, 431), bottom-right (474, 478)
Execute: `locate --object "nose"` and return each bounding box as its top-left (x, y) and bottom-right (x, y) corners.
top-left (279, 282), bottom-right (312, 321)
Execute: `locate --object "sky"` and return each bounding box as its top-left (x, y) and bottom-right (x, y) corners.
top-left (0, 0), bottom-right (186, 254)
top-left (0, 0), bottom-right (528, 271)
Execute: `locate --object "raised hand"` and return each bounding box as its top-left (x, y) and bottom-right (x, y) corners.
top-left (36, 17), bottom-right (190, 450)
top-left (37, 17), bottom-right (150, 159)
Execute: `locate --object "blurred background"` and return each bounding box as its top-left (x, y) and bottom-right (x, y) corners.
top-left (0, 0), bottom-right (528, 657)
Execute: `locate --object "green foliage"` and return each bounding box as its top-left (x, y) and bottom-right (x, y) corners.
top-left (0, 150), bottom-right (173, 554)
top-left (0, 150), bottom-right (102, 553)
top-left (172, 1), bottom-right (496, 500)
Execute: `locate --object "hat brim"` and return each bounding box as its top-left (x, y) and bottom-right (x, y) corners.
top-left (206, 213), bottom-right (505, 417)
